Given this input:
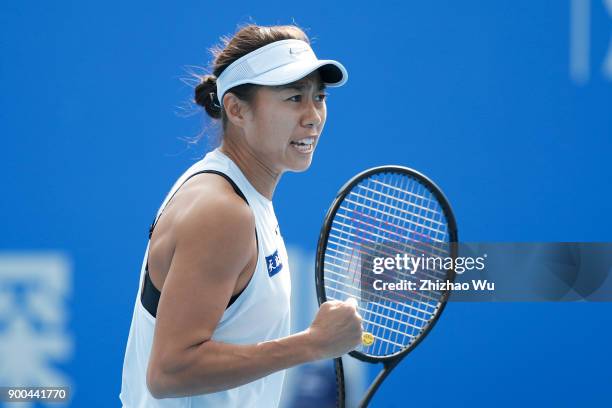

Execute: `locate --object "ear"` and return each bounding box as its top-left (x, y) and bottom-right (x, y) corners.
top-left (223, 93), bottom-right (251, 129)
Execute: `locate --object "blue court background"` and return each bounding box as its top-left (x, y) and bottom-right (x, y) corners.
top-left (1, 1), bottom-right (611, 407)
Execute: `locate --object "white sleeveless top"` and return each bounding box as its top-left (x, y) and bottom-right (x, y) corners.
top-left (120, 149), bottom-right (292, 407)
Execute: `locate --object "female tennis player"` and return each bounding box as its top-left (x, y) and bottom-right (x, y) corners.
top-left (119, 24), bottom-right (363, 407)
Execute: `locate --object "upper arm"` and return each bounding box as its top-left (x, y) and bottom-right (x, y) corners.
top-left (148, 190), bottom-right (256, 373)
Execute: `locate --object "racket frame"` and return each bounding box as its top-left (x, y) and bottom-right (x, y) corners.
top-left (315, 165), bottom-right (458, 407)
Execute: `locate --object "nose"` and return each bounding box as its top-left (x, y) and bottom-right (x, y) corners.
top-left (302, 98), bottom-right (323, 130)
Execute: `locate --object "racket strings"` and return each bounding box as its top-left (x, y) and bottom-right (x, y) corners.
top-left (345, 189), bottom-right (447, 235)
top-left (370, 172), bottom-right (447, 354)
top-left (334, 208), bottom-right (447, 253)
top-left (363, 175), bottom-right (437, 355)
top-left (323, 171), bottom-right (452, 357)
top-left (354, 180), bottom-right (448, 239)
top-left (330, 213), bottom-right (448, 258)
top-left (325, 232), bottom-right (448, 284)
top-left (323, 242), bottom-right (446, 301)
top-left (323, 258), bottom-right (442, 305)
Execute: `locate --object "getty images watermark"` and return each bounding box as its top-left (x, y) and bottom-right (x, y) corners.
top-left (371, 252), bottom-right (492, 292)
top-left (356, 242), bottom-right (612, 302)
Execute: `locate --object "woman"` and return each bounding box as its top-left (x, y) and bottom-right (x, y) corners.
top-left (119, 24), bottom-right (363, 407)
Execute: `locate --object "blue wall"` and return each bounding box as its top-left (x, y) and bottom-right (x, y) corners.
top-left (1, 1), bottom-right (611, 406)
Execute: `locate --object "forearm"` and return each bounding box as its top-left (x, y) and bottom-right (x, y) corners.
top-left (149, 330), bottom-right (318, 398)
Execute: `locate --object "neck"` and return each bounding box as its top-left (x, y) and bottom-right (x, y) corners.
top-left (219, 135), bottom-right (280, 201)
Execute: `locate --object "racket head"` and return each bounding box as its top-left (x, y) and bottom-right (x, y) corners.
top-left (315, 166), bottom-right (458, 364)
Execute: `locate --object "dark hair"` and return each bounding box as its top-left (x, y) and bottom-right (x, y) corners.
top-left (194, 24), bottom-right (309, 129)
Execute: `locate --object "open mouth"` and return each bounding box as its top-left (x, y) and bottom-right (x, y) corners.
top-left (290, 137), bottom-right (315, 154)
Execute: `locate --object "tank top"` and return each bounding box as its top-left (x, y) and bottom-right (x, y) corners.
top-left (119, 148), bottom-right (292, 407)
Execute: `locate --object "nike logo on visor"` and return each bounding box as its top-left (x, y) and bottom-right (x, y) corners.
top-left (289, 47), bottom-right (308, 55)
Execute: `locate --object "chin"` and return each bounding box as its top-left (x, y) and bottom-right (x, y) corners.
top-left (287, 155), bottom-right (314, 173)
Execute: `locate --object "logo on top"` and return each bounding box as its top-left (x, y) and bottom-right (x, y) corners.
top-left (289, 46), bottom-right (308, 55)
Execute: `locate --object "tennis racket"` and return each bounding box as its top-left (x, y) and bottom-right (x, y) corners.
top-left (315, 166), bottom-right (458, 408)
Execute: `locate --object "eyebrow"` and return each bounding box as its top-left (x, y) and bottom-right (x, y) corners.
top-left (273, 82), bottom-right (327, 92)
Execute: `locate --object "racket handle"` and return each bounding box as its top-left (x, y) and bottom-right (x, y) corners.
top-left (334, 357), bottom-right (345, 408)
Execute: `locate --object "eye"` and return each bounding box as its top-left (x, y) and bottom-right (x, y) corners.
top-left (316, 93), bottom-right (328, 102)
top-left (288, 95), bottom-right (302, 102)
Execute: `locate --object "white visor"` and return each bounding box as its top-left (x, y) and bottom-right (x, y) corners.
top-left (216, 39), bottom-right (348, 108)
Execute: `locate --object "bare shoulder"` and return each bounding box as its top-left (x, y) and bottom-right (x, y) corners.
top-left (173, 173), bottom-right (254, 248)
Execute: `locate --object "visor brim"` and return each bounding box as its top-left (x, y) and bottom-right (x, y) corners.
top-left (249, 59), bottom-right (348, 88)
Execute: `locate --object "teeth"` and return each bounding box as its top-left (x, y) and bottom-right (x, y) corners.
top-left (292, 137), bottom-right (315, 145)
top-left (291, 142), bottom-right (314, 153)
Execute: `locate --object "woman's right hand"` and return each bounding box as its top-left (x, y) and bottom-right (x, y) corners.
top-left (306, 297), bottom-right (364, 360)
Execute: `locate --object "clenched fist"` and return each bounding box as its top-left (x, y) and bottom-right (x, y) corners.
top-left (306, 297), bottom-right (363, 360)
